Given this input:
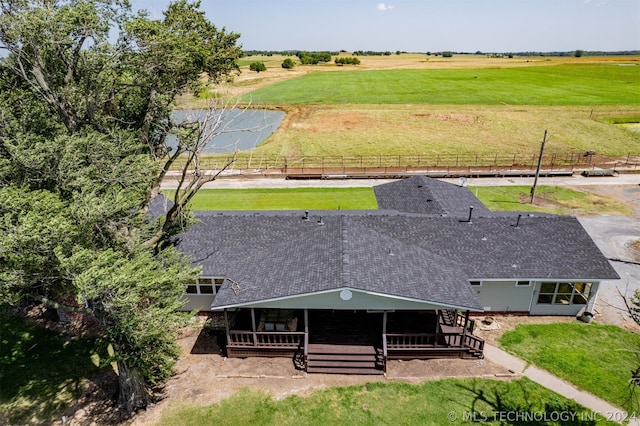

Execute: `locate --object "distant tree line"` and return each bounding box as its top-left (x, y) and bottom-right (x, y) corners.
top-left (296, 51), bottom-right (333, 64)
top-left (243, 50), bottom-right (339, 57)
top-left (353, 50), bottom-right (393, 56)
top-left (244, 49), bottom-right (640, 58)
top-left (479, 50), bottom-right (640, 57)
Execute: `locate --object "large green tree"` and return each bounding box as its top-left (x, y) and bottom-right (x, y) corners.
top-left (0, 0), bottom-right (243, 414)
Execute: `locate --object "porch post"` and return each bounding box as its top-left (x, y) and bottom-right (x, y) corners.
top-left (434, 310), bottom-right (440, 348)
top-left (223, 309), bottom-right (231, 344)
top-left (251, 308), bottom-right (257, 346)
top-left (303, 309), bottom-right (309, 357)
top-left (382, 311), bottom-right (388, 358)
top-left (461, 310), bottom-right (470, 347)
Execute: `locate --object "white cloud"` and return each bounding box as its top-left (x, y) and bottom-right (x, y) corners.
top-left (376, 3), bottom-right (393, 12)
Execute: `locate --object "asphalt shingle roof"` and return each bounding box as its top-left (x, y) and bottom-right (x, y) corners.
top-left (172, 176), bottom-right (619, 310)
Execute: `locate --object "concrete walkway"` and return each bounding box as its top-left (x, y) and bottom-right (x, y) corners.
top-left (484, 344), bottom-right (639, 425)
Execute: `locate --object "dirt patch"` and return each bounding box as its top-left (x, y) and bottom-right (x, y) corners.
top-left (128, 321), bottom-right (514, 426)
top-left (414, 113), bottom-right (480, 125)
top-left (291, 110), bottom-right (379, 133)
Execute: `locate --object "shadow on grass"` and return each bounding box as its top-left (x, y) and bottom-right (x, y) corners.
top-left (0, 307), bottom-right (108, 425)
top-left (456, 379), bottom-right (600, 425)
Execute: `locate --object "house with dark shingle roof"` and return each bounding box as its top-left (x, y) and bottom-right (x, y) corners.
top-left (173, 176), bottom-right (619, 374)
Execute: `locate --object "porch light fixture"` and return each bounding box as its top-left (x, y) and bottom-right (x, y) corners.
top-left (340, 289), bottom-right (353, 300)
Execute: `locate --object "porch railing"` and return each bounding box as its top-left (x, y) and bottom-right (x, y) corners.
top-left (385, 332), bottom-right (466, 349)
top-left (464, 334), bottom-right (485, 352)
top-left (385, 332), bottom-right (484, 352)
top-left (438, 310), bottom-right (476, 334)
top-left (228, 330), bottom-right (305, 347)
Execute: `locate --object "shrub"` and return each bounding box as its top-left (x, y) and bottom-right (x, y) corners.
top-left (334, 57), bottom-right (360, 66)
top-left (249, 62), bottom-right (266, 73)
top-left (281, 58), bottom-right (295, 69)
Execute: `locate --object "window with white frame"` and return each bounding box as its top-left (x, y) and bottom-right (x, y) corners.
top-left (469, 280), bottom-right (482, 287)
top-left (536, 282), bottom-right (592, 305)
top-left (516, 280), bottom-right (531, 287)
top-left (185, 277), bottom-right (225, 295)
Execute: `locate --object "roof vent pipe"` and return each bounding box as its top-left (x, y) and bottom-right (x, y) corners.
top-left (513, 214), bottom-right (522, 228)
top-left (303, 210), bottom-right (309, 221)
top-left (318, 216), bottom-right (324, 226)
top-left (459, 206), bottom-right (474, 223)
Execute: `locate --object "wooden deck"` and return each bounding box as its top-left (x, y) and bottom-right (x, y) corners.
top-left (223, 309), bottom-right (485, 369)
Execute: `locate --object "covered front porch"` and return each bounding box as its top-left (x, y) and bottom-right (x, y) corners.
top-left (220, 307), bottom-right (484, 374)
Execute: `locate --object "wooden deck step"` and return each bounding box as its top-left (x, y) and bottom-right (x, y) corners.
top-left (308, 360), bottom-right (378, 369)
top-left (307, 344), bottom-right (377, 354)
top-left (308, 353), bottom-right (376, 362)
top-left (306, 343), bottom-right (384, 375)
top-left (307, 366), bottom-right (384, 375)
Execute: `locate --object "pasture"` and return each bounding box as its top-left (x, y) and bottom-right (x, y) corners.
top-left (186, 54), bottom-right (640, 161)
top-left (244, 64), bottom-right (640, 106)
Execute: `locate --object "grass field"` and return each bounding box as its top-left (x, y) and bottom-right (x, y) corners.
top-left (180, 55), bottom-right (640, 161)
top-left (244, 65), bottom-right (640, 106)
top-left (500, 322), bottom-right (640, 413)
top-left (156, 378), bottom-right (616, 425)
top-left (471, 185), bottom-right (633, 216)
top-left (167, 188), bottom-right (378, 210)
top-left (167, 185), bottom-right (628, 216)
top-left (0, 308), bottom-right (105, 425)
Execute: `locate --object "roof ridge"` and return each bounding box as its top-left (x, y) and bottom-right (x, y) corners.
top-left (341, 215), bottom-right (350, 288)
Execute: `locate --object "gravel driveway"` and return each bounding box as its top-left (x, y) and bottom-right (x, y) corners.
top-left (576, 184), bottom-right (640, 331)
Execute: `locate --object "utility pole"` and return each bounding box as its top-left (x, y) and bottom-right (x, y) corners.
top-left (530, 130), bottom-right (548, 204)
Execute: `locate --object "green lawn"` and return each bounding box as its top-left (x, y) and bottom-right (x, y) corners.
top-left (471, 185), bottom-right (632, 216)
top-left (500, 322), bottom-right (640, 413)
top-left (157, 378), bottom-right (615, 425)
top-left (245, 65), bottom-right (640, 106)
top-left (167, 185), bottom-right (627, 216)
top-left (166, 187), bottom-right (378, 210)
top-left (0, 308), bottom-right (106, 425)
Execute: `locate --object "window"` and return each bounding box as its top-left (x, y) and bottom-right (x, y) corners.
top-left (536, 282), bottom-right (592, 305)
top-left (469, 281), bottom-right (482, 287)
top-left (185, 277), bottom-right (225, 295)
top-left (516, 280), bottom-right (531, 287)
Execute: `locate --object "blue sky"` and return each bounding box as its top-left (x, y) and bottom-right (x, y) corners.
top-left (131, 0), bottom-right (640, 53)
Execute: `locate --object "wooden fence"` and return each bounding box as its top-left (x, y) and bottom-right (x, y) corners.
top-left (170, 151), bottom-right (639, 177)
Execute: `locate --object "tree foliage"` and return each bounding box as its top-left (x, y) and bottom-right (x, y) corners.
top-left (335, 57), bottom-right (360, 66)
top-left (296, 50), bottom-right (332, 65)
top-left (249, 61), bottom-right (266, 72)
top-left (0, 0), bottom-right (243, 414)
top-left (281, 58), bottom-right (295, 69)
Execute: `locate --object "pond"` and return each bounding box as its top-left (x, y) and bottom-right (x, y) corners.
top-left (168, 108), bottom-right (285, 153)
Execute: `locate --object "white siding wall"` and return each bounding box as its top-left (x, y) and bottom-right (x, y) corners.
top-left (473, 280), bottom-right (534, 312)
top-left (179, 295), bottom-right (216, 312)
